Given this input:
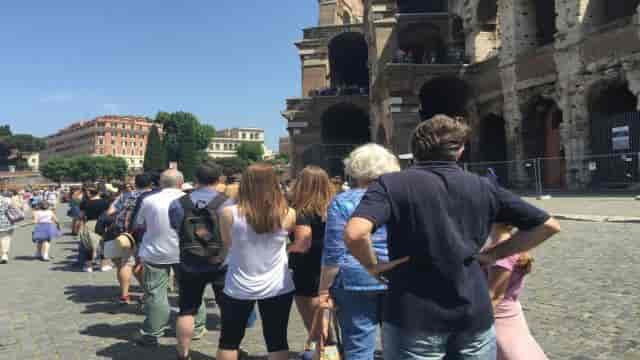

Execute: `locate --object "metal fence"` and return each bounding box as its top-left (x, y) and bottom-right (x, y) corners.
top-left (463, 152), bottom-right (640, 195)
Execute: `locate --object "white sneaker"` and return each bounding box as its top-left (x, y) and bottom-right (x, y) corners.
top-left (0, 254), bottom-right (8, 264)
top-left (41, 254), bottom-right (50, 262)
top-left (83, 265), bottom-right (94, 273)
top-left (100, 265), bottom-right (113, 272)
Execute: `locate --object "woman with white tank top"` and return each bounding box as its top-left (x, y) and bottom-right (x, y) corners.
top-left (217, 164), bottom-right (296, 360)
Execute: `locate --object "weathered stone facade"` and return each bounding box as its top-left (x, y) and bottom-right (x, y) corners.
top-left (284, 0), bottom-right (640, 189)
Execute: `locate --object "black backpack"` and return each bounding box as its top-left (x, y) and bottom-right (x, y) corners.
top-left (178, 194), bottom-right (228, 265)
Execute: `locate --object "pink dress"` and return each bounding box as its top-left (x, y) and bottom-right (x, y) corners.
top-left (491, 255), bottom-right (548, 360)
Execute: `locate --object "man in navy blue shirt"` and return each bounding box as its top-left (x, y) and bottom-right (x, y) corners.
top-left (345, 115), bottom-right (561, 360)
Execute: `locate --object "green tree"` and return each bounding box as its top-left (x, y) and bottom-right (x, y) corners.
top-left (144, 125), bottom-right (167, 172)
top-left (6, 134), bottom-right (46, 153)
top-left (41, 158), bottom-right (72, 183)
top-left (179, 118), bottom-right (198, 181)
top-left (153, 111), bottom-right (215, 162)
top-left (0, 125), bottom-right (12, 138)
top-left (196, 123), bottom-right (216, 150)
top-left (236, 142), bottom-right (264, 162)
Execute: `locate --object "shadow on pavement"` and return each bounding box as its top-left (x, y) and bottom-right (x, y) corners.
top-left (65, 285), bottom-right (121, 303)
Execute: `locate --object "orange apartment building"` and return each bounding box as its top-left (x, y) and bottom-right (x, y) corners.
top-left (41, 115), bottom-right (155, 170)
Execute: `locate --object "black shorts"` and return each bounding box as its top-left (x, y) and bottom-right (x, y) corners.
top-left (177, 265), bottom-right (226, 316)
top-left (292, 268), bottom-right (320, 297)
top-left (219, 291), bottom-right (294, 353)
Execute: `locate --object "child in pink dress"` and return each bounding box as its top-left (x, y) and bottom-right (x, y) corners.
top-left (488, 224), bottom-right (548, 360)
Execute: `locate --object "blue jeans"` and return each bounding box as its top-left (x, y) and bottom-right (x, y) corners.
top-left (332, 287), bottom-right (384, 360)
top-left (383, 322), bottom-right (496, 360)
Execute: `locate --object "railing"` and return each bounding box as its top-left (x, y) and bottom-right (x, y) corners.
top-left (308, 87), bottom-right (369, 97)
top-left (463, 153), bottom-right (640, 195)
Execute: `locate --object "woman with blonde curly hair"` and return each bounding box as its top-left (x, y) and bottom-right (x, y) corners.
top-left (317, 143), bottom-right (402, 360)
top-left (287, 166), bottom-right (336, 335)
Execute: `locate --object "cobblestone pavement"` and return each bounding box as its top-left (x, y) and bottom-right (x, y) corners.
top-left (1, 208), bottom-right (639, 359)
top-left (523, 196), bottom-right (640, 218)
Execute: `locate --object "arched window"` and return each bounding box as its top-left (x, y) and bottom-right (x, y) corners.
top-left (328, 32), bottom-right (369, 89)
top-left (419, 77), bottom-right (471, 120)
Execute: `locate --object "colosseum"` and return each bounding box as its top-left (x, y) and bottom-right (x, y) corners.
top-left (282, 0), bottom-right (640, 190)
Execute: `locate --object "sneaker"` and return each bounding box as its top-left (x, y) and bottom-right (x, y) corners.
top-left (100, 265), bottom-right (113, 272)
top-left (133, 333), bottom-right (159, 347)
top-left (83, 265), bottom-right (94, 273)
top-left (119, 296), bottom-right (130, 305)
top-left (0, 255), bottom-right (8, 264)
top-left (41, 255), bottom-right (50, 262)
top-left (192, 327), bottom-right (207, 341)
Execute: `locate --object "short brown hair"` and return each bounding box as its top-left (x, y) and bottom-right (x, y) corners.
top-left (411, 115), bottom-right (471, 162)
top-left (238, 163), bottom-right (289, 234)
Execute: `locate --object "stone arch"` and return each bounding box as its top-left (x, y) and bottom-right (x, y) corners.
top-left (587, 79), bottom-right (639, 187)
top-left (319, 103), bottom-right (371, 176)
top-left (477, 113), bottom-right (508, 184)
top-left (473, 0), bottom-right (500, 60)
top-left (328, 32), bottom-right (369, 89)
top-left (534, 0), bottom-right (557, 46)
top-left (419, 76), bottom-right (472, 120)
top-left (321, 103), bottom-right (371, 145)
top-left (585, 0), bottom-right (640, 28)
top-left (397, 23), bottom-right (446, 64)
top-left (522, 97), bottom-right (566, 188)
top-left (397, 0), bottom-right (447, 13)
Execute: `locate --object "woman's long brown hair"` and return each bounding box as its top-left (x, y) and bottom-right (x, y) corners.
top-left (238, 163), bottom-right (289, 234)
top-left (290, 166), bottom-right (335, 221)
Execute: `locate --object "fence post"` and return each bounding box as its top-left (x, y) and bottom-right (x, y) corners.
top-left (534, 158), bottom-right (543, 198)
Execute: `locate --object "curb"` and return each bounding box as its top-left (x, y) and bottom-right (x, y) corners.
top-left (553, 213), bottom-right (640, 224)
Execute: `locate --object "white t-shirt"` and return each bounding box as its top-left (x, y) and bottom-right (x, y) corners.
top-left (224, 206), bottom-right (295, 300)
top-left (34, 210), bottom-right (55, 224)
top-left (136, 188), bottom-right (185, 265)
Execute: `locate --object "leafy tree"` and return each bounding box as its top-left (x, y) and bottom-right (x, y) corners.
top-left (236, 142), bottom-right (264, 162)
top-left (42, 156), bottom-right (128, 182)
top-left (5, 134), bottom-right (46, 153)
top-left (217, 157), bottom-right (249, 177)
top-left (41, 158), bottom-right (72, 183)
top-left (144, 125), bottom-right (167, 172)
top-left (196, 123), bottom-right (216, 150)
top-left (0, 125), bottom-right (12, 138)
top-left (179, 118), bottom-right (198, 181)
top-left (153, 111), bottom-right (215, 162)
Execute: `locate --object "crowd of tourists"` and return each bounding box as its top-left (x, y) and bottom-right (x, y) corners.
top-left (0, 115), bottom-right (561, 360)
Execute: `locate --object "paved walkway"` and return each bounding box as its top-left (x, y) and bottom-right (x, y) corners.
top-left (524, 196), bottom-right (640, 219)
top-left (1, 207), bottom-right (639, 359)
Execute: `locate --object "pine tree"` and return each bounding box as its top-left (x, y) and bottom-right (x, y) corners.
top-left (144, 125), bottom-right (167, 172)
top-left (179, 119), bottom-right (197, 181)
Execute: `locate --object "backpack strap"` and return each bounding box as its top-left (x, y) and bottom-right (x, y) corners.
top-left (207, 194), bottom-right (229, 214)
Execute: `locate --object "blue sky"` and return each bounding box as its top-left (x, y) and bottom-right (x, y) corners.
top-left (0, 1), bottom-right (317, 150)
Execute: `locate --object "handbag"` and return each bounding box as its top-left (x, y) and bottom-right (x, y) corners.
top-left (5, 206), bottom-right (25, 224)
top-left (301, 307), bottom-right (342, 360)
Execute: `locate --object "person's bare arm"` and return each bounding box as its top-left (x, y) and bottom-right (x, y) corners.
top-left (488, 268), bottom-right (511, 311)
top-left (476, 218), bottom-right (561, 266)
top-left (288, 225), bottom-right (312, 253)
top-left (345, 216), bottom-right (409, 281)
top-left (220, 207), bottom-right (234, 252)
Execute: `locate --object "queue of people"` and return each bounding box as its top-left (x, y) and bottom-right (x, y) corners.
top-left (0, 114), bottom-right (559, 360)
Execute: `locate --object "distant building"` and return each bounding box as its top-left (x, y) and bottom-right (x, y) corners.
top-left (24, 153), bottom-right (40, 172)
top-left (207, 127), bottom-right (271, 159)
top-left (278, 137), bottom-right (291, 158)
top-left (41, 115), bottom-right (155, 170)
